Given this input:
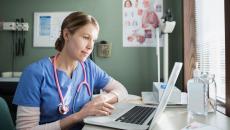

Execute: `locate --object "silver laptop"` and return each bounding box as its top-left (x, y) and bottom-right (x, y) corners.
top-left (84, 62), bottom-right (183, 130)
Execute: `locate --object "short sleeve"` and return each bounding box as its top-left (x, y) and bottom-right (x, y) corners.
top-left (87, 60), bottom-right (111, 90)
top-left (13, 64), bottom-right (44, 107)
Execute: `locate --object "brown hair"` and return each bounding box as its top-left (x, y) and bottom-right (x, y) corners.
top-left (55, 11), bottom-right (99, 52)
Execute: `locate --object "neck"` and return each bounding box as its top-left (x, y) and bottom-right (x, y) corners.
top-left (55, 52), bottom-right (78, 77)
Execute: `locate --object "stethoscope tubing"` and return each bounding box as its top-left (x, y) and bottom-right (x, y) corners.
top-left (53, 54), bottom-right (65, 106)
top-left (52, 54), bottom-right (92, 114)
top-left (77, 62), bottom-right (91, 95)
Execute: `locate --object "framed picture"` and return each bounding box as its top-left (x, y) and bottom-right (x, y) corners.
top-left (122, 0), bottom-right (163, 47)
top-left (33, 12), bottom-right (72, 47)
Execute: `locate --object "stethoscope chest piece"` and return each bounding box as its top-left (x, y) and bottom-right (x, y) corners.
top-left (58, 104), bottom-right (69, 115)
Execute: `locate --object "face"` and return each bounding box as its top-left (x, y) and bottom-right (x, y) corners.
top-left (63, 23), bottom-right (99, 62)
top-left (125, 1), bottom-right (131, 7)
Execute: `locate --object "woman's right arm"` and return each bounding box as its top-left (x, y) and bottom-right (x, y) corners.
top-left (17, 99), bottom-right (114, 130)
top-left (16, 106), bottom-right (61, 130)
top-left (16, 106), bottom-right (84, 130)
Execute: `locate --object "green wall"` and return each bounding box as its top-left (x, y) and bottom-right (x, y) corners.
top-left (164, 0), bottom-right (184, 91)
top-left (0, 0), bottom-right (183, 95)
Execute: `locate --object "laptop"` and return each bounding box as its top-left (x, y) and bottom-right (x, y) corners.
top-left (84, 62), bottom-right (183, 130)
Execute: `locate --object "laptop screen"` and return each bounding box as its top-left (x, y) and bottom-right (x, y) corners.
top-left (149, 62), bottom-right (183, 129)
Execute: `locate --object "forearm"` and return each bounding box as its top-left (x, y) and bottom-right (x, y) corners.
top-left (16, 106), bottom-right (85, 130)
top-left (103, 78), bottom-right (128, 103)
top-left (16, 106), bottom-right (61, 130)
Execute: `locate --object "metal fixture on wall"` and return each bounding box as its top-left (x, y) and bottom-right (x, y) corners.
top-left (0, 18), bottom-right (29, 77)
top-left (0, 21), bottom-right (29, 31)
top-left (97, 40), bottom-right (112, 58)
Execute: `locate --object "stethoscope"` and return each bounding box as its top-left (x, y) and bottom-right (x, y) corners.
top-left (52, 54), bottom-right (92, 115)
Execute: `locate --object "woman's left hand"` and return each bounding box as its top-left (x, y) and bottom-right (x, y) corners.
top-left (79, 95), bottom-right (115, 118)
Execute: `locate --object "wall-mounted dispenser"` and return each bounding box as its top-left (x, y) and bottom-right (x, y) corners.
top-left (97, 41), bottom-right (112, 58)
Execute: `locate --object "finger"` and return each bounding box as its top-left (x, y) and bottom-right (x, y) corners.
top-left (101, 106), bottom-right (112, 115)
top-left (95, 109), bottom-right (109, 116)
top-left (103, 102), bottom-right (115, 110)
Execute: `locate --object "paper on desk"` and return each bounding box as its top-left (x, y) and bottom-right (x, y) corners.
top-left (181, 121), bottom-right (222, 130)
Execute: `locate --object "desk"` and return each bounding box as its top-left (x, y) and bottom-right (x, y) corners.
top-left (83, 95), bottom-right (230, 130)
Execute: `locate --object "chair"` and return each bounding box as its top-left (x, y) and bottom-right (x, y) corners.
top-left (0, 97), bottom-right (15, 130)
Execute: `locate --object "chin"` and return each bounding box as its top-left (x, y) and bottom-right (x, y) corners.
top-left (78, 57), bottom-right (88, 62)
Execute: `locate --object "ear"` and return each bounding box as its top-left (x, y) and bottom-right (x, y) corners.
top-left (63, 28), bottom-right (70, 41)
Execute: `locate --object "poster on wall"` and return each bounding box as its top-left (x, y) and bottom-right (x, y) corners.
top-left (33, 12), bottom-right (72, 47)
top-left (122, 0), bottom-right (163, 47)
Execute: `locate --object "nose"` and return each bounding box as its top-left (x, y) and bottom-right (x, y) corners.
top-left (86, 39), bottom-right (94, 50)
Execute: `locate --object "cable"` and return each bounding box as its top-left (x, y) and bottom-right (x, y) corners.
top-left (20, 18), bottom-right (25, 56)
top-left (15, 19), bottom-right (20, 56)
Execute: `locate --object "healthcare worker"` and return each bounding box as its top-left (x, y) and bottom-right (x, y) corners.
top-left (13, 11), bottom-right (128, 130)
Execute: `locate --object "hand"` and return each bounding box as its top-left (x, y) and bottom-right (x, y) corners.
top-left (79, 95), bottom-right (115, 118)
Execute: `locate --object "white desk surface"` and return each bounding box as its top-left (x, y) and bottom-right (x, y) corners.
top-left (83, 95), bottom-right (230, 130)
top-left (0, 77), bottom-right (19, 82)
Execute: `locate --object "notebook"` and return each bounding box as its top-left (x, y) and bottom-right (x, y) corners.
top-left (84, 62), bottom-right (183, 130)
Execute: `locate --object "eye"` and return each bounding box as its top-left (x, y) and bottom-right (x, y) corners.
top-left (83, 35), bottom-right (90, 40)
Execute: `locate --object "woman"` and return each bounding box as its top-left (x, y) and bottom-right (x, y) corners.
top-left (13, 12), bottom-right (128, 130)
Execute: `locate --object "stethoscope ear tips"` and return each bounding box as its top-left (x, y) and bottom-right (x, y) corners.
top-left (58, 104), bottom-right (69, 115)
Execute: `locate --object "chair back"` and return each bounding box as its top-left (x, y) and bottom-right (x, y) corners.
top-left (0, 97), bottom-right (15, 130)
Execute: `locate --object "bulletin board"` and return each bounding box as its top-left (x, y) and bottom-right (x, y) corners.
top-left (33, 12), bottom-right (72, 47)
top-left (122, 0), bottom-right (163, 47)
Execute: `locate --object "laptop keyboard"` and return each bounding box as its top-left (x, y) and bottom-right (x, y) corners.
top-left (115, 106), bottom-right (155, 125)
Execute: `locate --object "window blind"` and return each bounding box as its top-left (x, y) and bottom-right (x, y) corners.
top-left (195, 0), bottom-right (225, 102)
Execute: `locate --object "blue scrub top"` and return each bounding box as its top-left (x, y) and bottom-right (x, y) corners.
top-left (13, 57), bottom-right (111, 129)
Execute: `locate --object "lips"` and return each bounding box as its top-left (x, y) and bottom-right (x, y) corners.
top-left (81, 51), bottom-right (89, 56)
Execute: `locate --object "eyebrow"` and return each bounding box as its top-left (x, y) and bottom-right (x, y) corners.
top-left (82, 33), bottom-right (98, 40)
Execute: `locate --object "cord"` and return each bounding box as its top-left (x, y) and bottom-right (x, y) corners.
top-left (15, 19), bottom-right (20, 56)
top-left (21, 18), bottom-right (25, 56)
